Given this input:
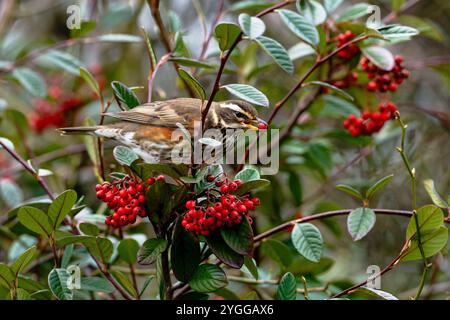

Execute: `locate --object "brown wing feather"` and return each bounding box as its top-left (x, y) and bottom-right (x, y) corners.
top-left (103, 98), bottom-right (204, 129)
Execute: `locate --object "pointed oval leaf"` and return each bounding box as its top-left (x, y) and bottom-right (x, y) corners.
top-left (178, 69), bottom-right (206, 100)
top-left (276, 9), bottom-right (319, 46)
top-left (11, 246), bottom-right (37, 276)
top-left (235, 179), bottom-right (270, 195)
top-left (402, 226), bottom-right (448, 262)
top-left (118, 238), bottom-right (140, 264)
top-left (79, 67), bottom-right (100, 95)
top-left (80, 277), bottom-right (114, 293)
top-left (276, 272), bottom-right (297, 300)
top-left (113, 146), bottom-right (139, 166)
top-left (347, 207), bottom-right (376, 241)
top-left (0, 264), bottom-right (14, 289)
top-left (189, 264), bottom-right (228, 293)
top-left (336, 184), bottom-right (363, 200)
top-left (296, 0), bottom-right (327, 25)
top-left (255, 36), bottom-right (294, 74)
top-left (357, 287), bottom-right (399, 300)
top-left (377, 24), bottom-right (420, 40)
top-left (214, 23), bottom-right (241, 51)
top-left (235, 167), bottom-right (260, 182)
top-left (48, 189), bottom-right (77, 230)
top-left (220, 217), bottom-right (254, 255)
top-left (423, 180), bottom-right (448, 209)
top-left (111, 81), bottom-right (140, 109)
top-left (291, 223), bottom-right (323, 262)
top-left (110, 270), bottom-right (138, 298)
top-left (362, 47), bottom-right (395, 71)
top-left (36, 50), bottom-right (84, 75)
top-left (406, 205), bottom-right (444, 239)
top-left (222, 84), bottom-right (269, 107)
top-left (205, 232), bottom-right (244, 268)
top-left (48, 268), bottom-right (73, 300)
top-left (365, 175), bottom-right (394, 200)
top-left (79, 222), bottom-right (100, 236)
top-left (12, 68), bottom-right (47, 97)
top-left (324, 0), bottom-right (343, 13)
top-left (288, 42), bottom-right (317, 61)
top-left (171, 220), bottom-right (201, 282)
top-left (336, 3), bottom-right (371, 22)
top-left (238, 13), bottom-right (266, 39)
top-left (137, 238), bottom-right (168, 265)
top-left (18, 206), bottom-right (52, 237)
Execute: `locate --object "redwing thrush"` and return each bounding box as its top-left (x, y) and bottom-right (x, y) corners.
top-left (59, 98), bottom-right (267, 163)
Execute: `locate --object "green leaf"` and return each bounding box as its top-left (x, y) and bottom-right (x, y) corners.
top-left (141, 27), bottom-right (158, 71)
top-left (57, 236), bottom-right (113, 264)
top-left (307, 81), bottom-right (354, 101)
top-left (16, 288), bottom-right (31, 300)
top-left (61, 244), bottom-right (73, 269)
top-left (178, 69), bottom-right (206, 100)
top-left (296, 0), bottom-right (327, 25)
top-left (398, 15), bottom-right (444, 42)
top-left (18, 206), bottom-right (52, 237)
top-left (230, 1), bottom-right (273, 12)
top-left (402, 226), bottom-right (448, 262)
top-left (235, 167), bottom-right (260, 182)
top-left (214, 23), bottom-right (241, 51)
top-left (377, 24), bottom-right (420, 40)
top-left (139, 275), bottom-right (155, 297)
top-left (365, 175), bottom-right (394, 200)
top-left (324, 0), bottom-right (343, 13)
top-left (406, 205), bottom-right (444, 239)
top-left (48, 189), bottom-right (77, 230)
top-left (320, 95), bottom-right (360, 118)
top-left (205, 232), bottom-right (245, 268)
top-left (276, 9), bottom-right (319, 46)
top-left (110, 270), bottom-right (138, 298)
top-left (111, 81), bottom-right (140, 109)
top-left (36, 50), bottom-right (84, 75)
top-left (12, 68), bottom-right (47, 97)
top-left (423, 180), bottom-right (448, 209)
top-left (169, 57), bottom-right (215, 69)
top-left (276, 272), bottom-right (297, 300)
top-left (243, 257), bottom-right (259, 280)
top-left (171, 219), bottom-right (201, 282)
top-left (357, 287), bottom-right (398, 300)
top-left (347, 208), bottom-right (376, 241)
top-left (189, 264), bottom-right (228, 293)
top-left (79, 222), bottom-right (100, 236)
top-left (48, 269), bottom-right (73, 300)
top-left (235, 179), bottom-right (271, 195)
top-left (220, 217), bottom-right (254, 255)
top-left (113, 146), bottom-right (139, 166)
top-left (118, 238), bottom-right (140, 264)
top-left (80, 277), bottom-right (114, 293)
top-left (79, 67), bottom-right (100, 96)
top-left (11, 246), bottom-right (37, 276)
top-left (336, 184), bottom-right (364, 200)
top-left (137, 238), bottom-right (168, 265)
top-left (262, 239), bottom-right (294, 268)
top-left (255, 36), bottom-right (294, 74)
top-left (0, 179), bottom-right (23, 208)
top-left (288, 42), bottom-right (317, 61)
top-left (288, 171), bottom-right (303, 207)
top-left (362, 47), bottom-right (395, 71)
top-left (222, 83), bottom-right (269, 107)
top-left (336, 3), bottom-right (371, 22)
top-left (0, 264), bottom-right (14, 289)
top-left (291, 223), bottom-right (323, 262)
top-left (391, 0), bottom-right (405, 12)
top-left (144, 180), bottom-right (172, 222)
top-left (238, 13), bottom-right (266, 39)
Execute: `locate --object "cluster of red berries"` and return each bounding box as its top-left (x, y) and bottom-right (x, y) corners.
top-left (29, 86), bottom-right (82, 133)
top-left (361, 55), bottom-right (410, 93)
top-left (97, 175), bottom-right (164, 228)
top-left (336, 31), bottom-right (360, 60)
top-left (181, 176), bottom-right (260, 236)
top-left (343, 102), bottom-right (398, 137)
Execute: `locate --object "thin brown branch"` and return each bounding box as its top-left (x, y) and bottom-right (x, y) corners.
top-left (383, 0), bottom-right (421, 24)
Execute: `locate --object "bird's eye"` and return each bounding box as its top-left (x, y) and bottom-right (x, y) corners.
top-left (235, 112), bottom-right (247, 119)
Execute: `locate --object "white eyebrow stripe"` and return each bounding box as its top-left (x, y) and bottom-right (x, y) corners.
top-left (220, 103), bottom-right (244, 112)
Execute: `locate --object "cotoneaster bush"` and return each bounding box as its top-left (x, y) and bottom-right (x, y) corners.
top-left (0, 0), bottom-right (449, 301)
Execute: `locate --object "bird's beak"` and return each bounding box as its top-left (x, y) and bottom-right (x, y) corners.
top-left (243, 118), bottom-right (268, 131)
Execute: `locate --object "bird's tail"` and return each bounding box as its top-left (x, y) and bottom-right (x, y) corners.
top-left (57, 126), bottom-right (101, 135)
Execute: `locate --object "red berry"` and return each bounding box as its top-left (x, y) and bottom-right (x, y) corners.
top-left (96, 190), bottom-right (105, 199)
top-left (156, 175), bottom-right (165, 181)
top-left (186, 200), bottom-right (196, 210)
top-left (206, 175), bottom-right (215, 182)
top-left (146, 177), bottom-right (155, 185)
top-left (220, 185), bottom-right (229, 194)
top-left (367, 82), bottom-right (378, 91)
top-left (251, 197), bottom-right (260, 206)
top-left (258, 123), bottom-right (268, 130)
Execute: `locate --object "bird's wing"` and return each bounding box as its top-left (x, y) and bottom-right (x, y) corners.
top-left (103, 99), bottom-right (202, 128)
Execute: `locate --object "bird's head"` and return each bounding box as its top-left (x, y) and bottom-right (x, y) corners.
top-left (212, 100), bottom-right (267, 130)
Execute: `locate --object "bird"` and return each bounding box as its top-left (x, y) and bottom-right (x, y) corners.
top-left (58, 98), bottom-right (267, 163)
